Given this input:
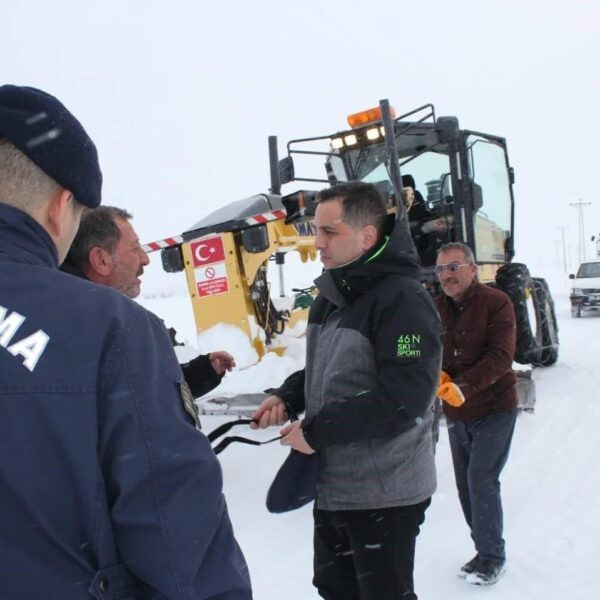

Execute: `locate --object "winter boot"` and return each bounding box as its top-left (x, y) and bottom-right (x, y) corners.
top-left (458, 555), bottom-right (480, 579)
top-left (465, 558), bottom-right (506, 586)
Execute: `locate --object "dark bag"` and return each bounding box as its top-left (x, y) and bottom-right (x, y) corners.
top-left (266, 449), bottom-right (317, 513)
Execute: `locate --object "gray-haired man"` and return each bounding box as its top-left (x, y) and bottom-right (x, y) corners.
top-left (435, 241), bottom-right (517, 586)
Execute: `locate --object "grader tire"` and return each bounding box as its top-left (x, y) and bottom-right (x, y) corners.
top-left (496, 263), bottom-right (542, 365)
top-left (532, 277), bottom-right (559, 366)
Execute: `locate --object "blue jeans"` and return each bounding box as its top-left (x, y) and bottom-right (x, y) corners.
top-left (447, 410), bottom-right (517, 561)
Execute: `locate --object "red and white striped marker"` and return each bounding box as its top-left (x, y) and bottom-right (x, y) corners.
top-left (141, 209), bottom-right (288, 253)
top-left (243, 209), bottom-right (287, 226)
top-left (142, 235), bottom-right (184, 254)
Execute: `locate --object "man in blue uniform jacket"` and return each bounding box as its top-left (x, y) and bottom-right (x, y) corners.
top-left (0, 85), bottom-right (252, 599)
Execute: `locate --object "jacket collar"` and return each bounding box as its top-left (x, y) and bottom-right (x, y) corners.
top-left (313, 269), bottom-right (347, 308)
top-left (313, 236), bottom-right (388, 306)
top-left (60, 258), bottom-right (87, 279)
top-left (0, 202), bottom-right (58, 268)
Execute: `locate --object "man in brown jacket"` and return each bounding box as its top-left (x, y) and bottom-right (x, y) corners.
top-left (435, 242), bottom-right (517, 587)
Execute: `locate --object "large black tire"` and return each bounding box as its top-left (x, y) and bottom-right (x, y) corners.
top-left (496, 263), bottom-right (543, 365)
top-left (532, 277), bottom-right (559, 366)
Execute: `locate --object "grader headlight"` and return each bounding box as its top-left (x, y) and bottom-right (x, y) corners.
top-left (366, 127), bottom-right (380, 141)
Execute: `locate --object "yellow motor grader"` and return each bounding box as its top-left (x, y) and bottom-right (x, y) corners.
top-left (144, 100), bottom-right (558, 386)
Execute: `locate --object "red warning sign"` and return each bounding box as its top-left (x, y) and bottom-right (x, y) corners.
top-left (190, 236), bottom-right (226, 267)
top-left (195, 262), bottom-right (229, 297)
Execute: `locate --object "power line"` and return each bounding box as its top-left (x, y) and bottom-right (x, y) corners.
top-left (569, 198), bottom-right (591, 264)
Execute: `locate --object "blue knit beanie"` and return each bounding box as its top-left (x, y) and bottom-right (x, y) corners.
top-left (0, 85), bottom-right (102, 208)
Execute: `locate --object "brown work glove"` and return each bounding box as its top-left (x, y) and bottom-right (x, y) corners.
top-left (438, 370), bottom-right (452, 387)
top-left (437, 382), bottom-right (465, 407)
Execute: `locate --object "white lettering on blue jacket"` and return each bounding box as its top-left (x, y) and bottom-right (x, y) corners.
top-left (0, 305), bottom-right (49, 371)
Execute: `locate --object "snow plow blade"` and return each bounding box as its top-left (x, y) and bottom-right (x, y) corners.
top-left (199, 393), bottom-right (268, 417)
top-left (516, 369), bottom-right (536, 413)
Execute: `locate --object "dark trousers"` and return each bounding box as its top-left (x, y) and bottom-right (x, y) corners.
top-left (313, 499), bottom-right (430, 600)
top-left (447, 410), bottom-right (517, 562)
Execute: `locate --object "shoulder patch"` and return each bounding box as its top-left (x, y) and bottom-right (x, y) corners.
top-left (180, 380), bottom-right (202, 430)
top-left (397, 333), bottom-right (422, 358)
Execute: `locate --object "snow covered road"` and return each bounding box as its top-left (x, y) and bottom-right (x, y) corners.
top-left (144, 287), bottom-right (600, 599)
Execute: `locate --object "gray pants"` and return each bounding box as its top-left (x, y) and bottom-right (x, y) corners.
top-left (447, 410), bottom-right (517, 561)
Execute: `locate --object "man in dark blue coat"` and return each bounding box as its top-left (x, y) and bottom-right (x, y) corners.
top-left (0, 85), bottom-right (252, 599)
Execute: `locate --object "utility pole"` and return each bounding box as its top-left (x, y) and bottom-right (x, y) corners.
top-left (570, 198), bottom-right (591, 264)
top-left (553, 239), bottom-right (561, 270)
top-left (555, 226), bottom-right (568, 273)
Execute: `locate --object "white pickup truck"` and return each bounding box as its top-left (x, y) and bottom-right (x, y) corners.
top-left (569, 261), bottom-right (600, 317)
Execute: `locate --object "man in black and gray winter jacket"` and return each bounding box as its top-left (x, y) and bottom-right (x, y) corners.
top-left (253, 181), bottom-right (442, 600)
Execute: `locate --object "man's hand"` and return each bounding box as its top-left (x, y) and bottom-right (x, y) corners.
top-left (251, 395), bottom-right (288, 429)
top-left (209, 351), bottom-right (236, 376)
top-left (437, 382), bottom-right (465, 407)
top-left (280, 421), bottom-right (315, 455)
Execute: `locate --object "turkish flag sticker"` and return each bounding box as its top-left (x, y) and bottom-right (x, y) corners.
top-left (190, 236), bottom-right (226, 267)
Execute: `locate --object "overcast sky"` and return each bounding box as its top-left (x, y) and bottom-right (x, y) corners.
top-left (4, 0), bottom-right (600, 283)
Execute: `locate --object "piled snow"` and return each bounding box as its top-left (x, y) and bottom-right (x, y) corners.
top-left (140, 269), bottom-right (309, 398)
top-left (200, 342), bottom-right (303, 400)
top-left (139, 278), bottom-right (600, 599)
top-left (195, 323), bottom-right (260, 370)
